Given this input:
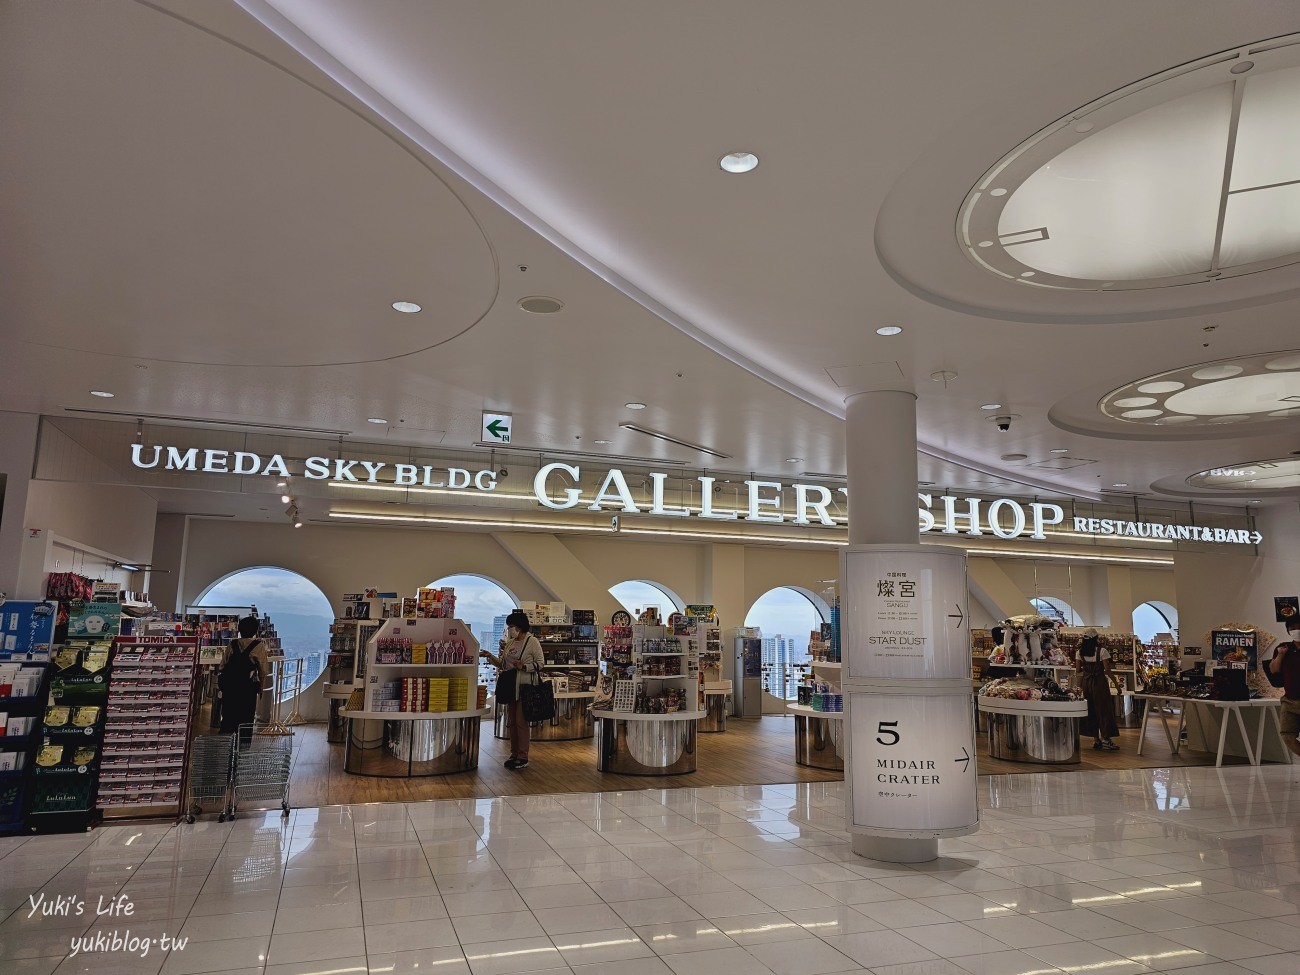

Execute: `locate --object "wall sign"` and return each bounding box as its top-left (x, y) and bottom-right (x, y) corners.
top-left (842, 548), bottom-right (969, 680)
top-left (128, 445), bottom-right (1261, 546)
top-left (1211, 629), bottom-right (1258, 668)
top-left (1275, 596), bottom-right (1299, 624)
top-left (848, 692), bottom-right (979, 836)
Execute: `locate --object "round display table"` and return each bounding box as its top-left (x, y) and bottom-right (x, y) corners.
top-left (342, 709), bottom-right (488, 777)
top-left (977, 697), bottom-right (1086, 765)
top-left (494, 691), bottom-right (596, 741)
top-left (786, 703), bottom-right (845, 771)
top-left (592, 709), bottom-right (704, 775)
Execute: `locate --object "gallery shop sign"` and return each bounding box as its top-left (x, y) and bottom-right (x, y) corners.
top-left (128, 447), bottom-right (1261, 545)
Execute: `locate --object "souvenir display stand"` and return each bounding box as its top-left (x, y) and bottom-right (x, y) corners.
top-left (977, 691), bottom-right (1088, 764)
top-left (0, 662), bottom-right (52, 834)
top-left (790, 659), bottom-right (845, 770)
top-left (593, 621), bottom-right (704, 775)
top-left (341, 616), bottom-right (487, 777)
top-left (324, 598), bottom-right (384, 743)
top-left (97, 636), bottom-right (199, 820)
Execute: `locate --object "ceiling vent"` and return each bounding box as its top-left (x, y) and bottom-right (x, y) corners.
top-left (1027, 456), bottom-right (1098, 470)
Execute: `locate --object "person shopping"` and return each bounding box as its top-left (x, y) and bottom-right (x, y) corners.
top-left (480, 611), bottom-right (545, 769)
top-left (218, 616), bottom-right (266, 747)
top-left (1076, 628), bottom-right (1120, 750)
top-left (1267, 618), bottom-right (1300, 759)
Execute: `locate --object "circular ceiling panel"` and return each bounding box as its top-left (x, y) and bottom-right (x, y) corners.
top-left (1099, 349), bottom-right (1300, 426)
top-left (959, 35), bottom-right (1300, 292)
top-left (1187, 457), bottom-right (1300, 492)
top-left (0, 2), bottom-right (497, 367)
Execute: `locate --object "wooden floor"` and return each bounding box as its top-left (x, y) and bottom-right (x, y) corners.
top-left (278, 713), bottom-right (1236, 809)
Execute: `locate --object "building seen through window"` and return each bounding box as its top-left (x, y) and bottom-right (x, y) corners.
top-left (745, 587), bottom-right (826, 700)
top-left (428, 574), bottom-right (519, 692)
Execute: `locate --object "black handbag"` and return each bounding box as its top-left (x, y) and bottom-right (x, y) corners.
top-left (520, 678), bottom-right (557, 723)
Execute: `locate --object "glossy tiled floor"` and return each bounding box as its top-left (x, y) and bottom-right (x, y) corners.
top-left (2, 765), bottom-right (1298, 975)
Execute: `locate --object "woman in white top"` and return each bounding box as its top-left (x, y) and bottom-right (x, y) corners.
top-left (480, 611), bottom-right (546, 769)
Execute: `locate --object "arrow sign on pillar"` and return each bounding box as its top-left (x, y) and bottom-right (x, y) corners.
top-left (948, 604), bottom-right (965, 628)
top-left (954, 746), bottom-right (972, 772)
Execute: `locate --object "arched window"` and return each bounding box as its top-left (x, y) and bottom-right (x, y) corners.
top-left (744, 587), bottom-right (827, 700)
top-left (196, 566), bottom-right (333, 699)
top-left (1133, 601), bottom-right (1179, 642)
top-left (1030, 596), bottom-right (1082, 627)
top-left (428, 574), bottom-right (520, 692)
top-left (608, 580), bottom-right (684, 621)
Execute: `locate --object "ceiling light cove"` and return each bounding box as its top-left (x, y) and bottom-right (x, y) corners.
top-left (391, 301), bottom-right (421, 313)
top-left (959, 35), bottom-right (1300, 291)
top-left (619, 422), bottom-right (730, 460)
top-left (1188, 456), bottom-right (1300, 492)
top-left (1100, 350), bottom-right (1300, 427)
top-left (785, 457), bottom-right (803, 464)
top-left (719, 152), bottom-right (759, 174)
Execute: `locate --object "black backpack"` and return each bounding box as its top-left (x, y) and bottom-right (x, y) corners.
top-left (218, 639), bottom-right (262, 699)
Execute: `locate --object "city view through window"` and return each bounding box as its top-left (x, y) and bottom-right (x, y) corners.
top-left (745, 587), bottom-right (825, 700)
top-left (196, 566), bottom-right (333, 699)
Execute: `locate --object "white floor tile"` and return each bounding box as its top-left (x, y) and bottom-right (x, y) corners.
top-left (899, 921), bottom-right (1012, 957)
top-left (553, 926), bottom-right (653, 965)
top-left (950, 948), bottom-right (1069, 975)
top-left (633, 919), bottom-right (737, 955)
top-left (663, 945), bottom-right (776, 975)
top-left (743, 936), bottom-right (860, 975)
top-left (612, 895), bottom-right (703, 926)
top-left (460, 936), bottom-right (564, 975)
top-left (819, 930), bottom-right (939, 969)
top-left (1093, 934), bottom-right (1221, 971)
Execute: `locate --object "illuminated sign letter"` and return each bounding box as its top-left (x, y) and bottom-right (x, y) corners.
top-left (987, 498), bottom-right (1026, 539)
top-left (697, 477), bottom-right (737, 520)
top-left (941, 496), bottom-right (983, 535)
top-left (793, 484), bottom-right (835, 526)
top-left (917, 493), bottom-right (935, 533)
top-left (131, 444), bottom-right (161, 469)
top-left (589, 469), bottom-right (641, 513)
top-left (534, 463), bottom-right (582, 510)
top-left (648, 473), bottom-right (689, 517)
top-left (394, 464), bottom-right (418, 486)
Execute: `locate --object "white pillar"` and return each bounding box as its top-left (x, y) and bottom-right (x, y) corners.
top-left (842, 391), bottom-right (978, 863)
top-left (0, 412), bottom-right (40, 599)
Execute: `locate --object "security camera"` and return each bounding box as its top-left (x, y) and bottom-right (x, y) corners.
top-left (995, 415), bottom-right (1013, 432)
top-left (498, 468), bottom-right (508, 478)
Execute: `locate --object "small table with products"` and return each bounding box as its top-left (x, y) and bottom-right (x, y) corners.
top-left (978, 676), bottom-right (1087, 765)
top-left (700, 681), bottom-right (731, 733)
top-left (1135, 693), bottom-right (1290, 767)
top-left (592, 709), bottom-right (705, 775)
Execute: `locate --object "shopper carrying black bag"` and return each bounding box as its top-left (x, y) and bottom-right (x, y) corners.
top-left (479, 611), bottom-right (545, 770)
top-left (218, 617), bottom-right (264, 746)
top-left (521, 677), bottom-right (557, 723)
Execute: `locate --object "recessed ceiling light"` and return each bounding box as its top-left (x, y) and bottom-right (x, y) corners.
top-left (980, 403), bottom-right (1002, 410)
top-left (930, 370), bottom-right (958, 382)
top-left (785, 457), bottom-right (803, 464)
top-left (1113, 483), bottom-right (1129, 488)
top-left (391, 301), bottom-right (421, 314)
top-left (719, 152), bottom-right (759, 174)
top-left (1050, 448), bottom-right (1070, 454)
top-left (593, 439), bottom-right (612, 445)
top-left (90, 390), bottom-right (114, 398)
top-left (367, 417), bottom-right (388, 425)
top-left (624, 402), bottom-right (646, 410)
top-left (518, 296), bottom-right (564, 314)
top-left (1250, 498), bottom-right (1262, 503)
top-left (875, 325), bottom-right (903, 336)
top-left (280, 494), bottom-right (292, 504)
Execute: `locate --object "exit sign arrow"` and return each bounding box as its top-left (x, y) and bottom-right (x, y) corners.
top-left (481, 411), bottom-right (513, 444)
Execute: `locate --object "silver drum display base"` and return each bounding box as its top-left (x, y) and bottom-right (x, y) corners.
top-left (494, 699), bottom-right (594, 741)
top-left (986, 711), bottom-right (1081, 764)
top-left (597, 716), bottom-right (698, 775)
top-left (344, 716), bottom-right (482, 777)
top-left (794, 713), bottom-right (845, 770)
top-left (700, 694), bottom-right (728, 733)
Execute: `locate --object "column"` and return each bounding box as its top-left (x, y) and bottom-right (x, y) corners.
top-left (0, 412), bottom-right (40, 598)
top-left (841, 391), bottom-right (979, 863)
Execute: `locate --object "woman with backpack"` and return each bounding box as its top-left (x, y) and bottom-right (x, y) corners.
top-left (479, 611), bottom-right (545, 769)
top-left (219, 616), bottom-right (266, 746)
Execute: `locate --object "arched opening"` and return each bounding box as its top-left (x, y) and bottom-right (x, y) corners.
top-left (1030, 596), bottom-right (1083, 627)
top-left (608, 580), bottom-right (685, 621)
top-left (1133, 600), bottom-right (1179, 642)
top-left (196, 566), bottom-right (333, 700)
top-left (745, 586), bottom-right (828, 700)
top-left (428, 574), bottom-right (520, 694)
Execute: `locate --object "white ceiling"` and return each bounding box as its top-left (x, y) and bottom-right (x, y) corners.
top-left (4, 0), bottom-right (1300, 508)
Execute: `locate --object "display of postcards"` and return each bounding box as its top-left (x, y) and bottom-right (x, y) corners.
top-left (612, 679), bottom-right (636, 712)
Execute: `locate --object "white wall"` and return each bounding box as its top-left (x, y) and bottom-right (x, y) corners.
top-left (0, 412), bottom-right (40, 597)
